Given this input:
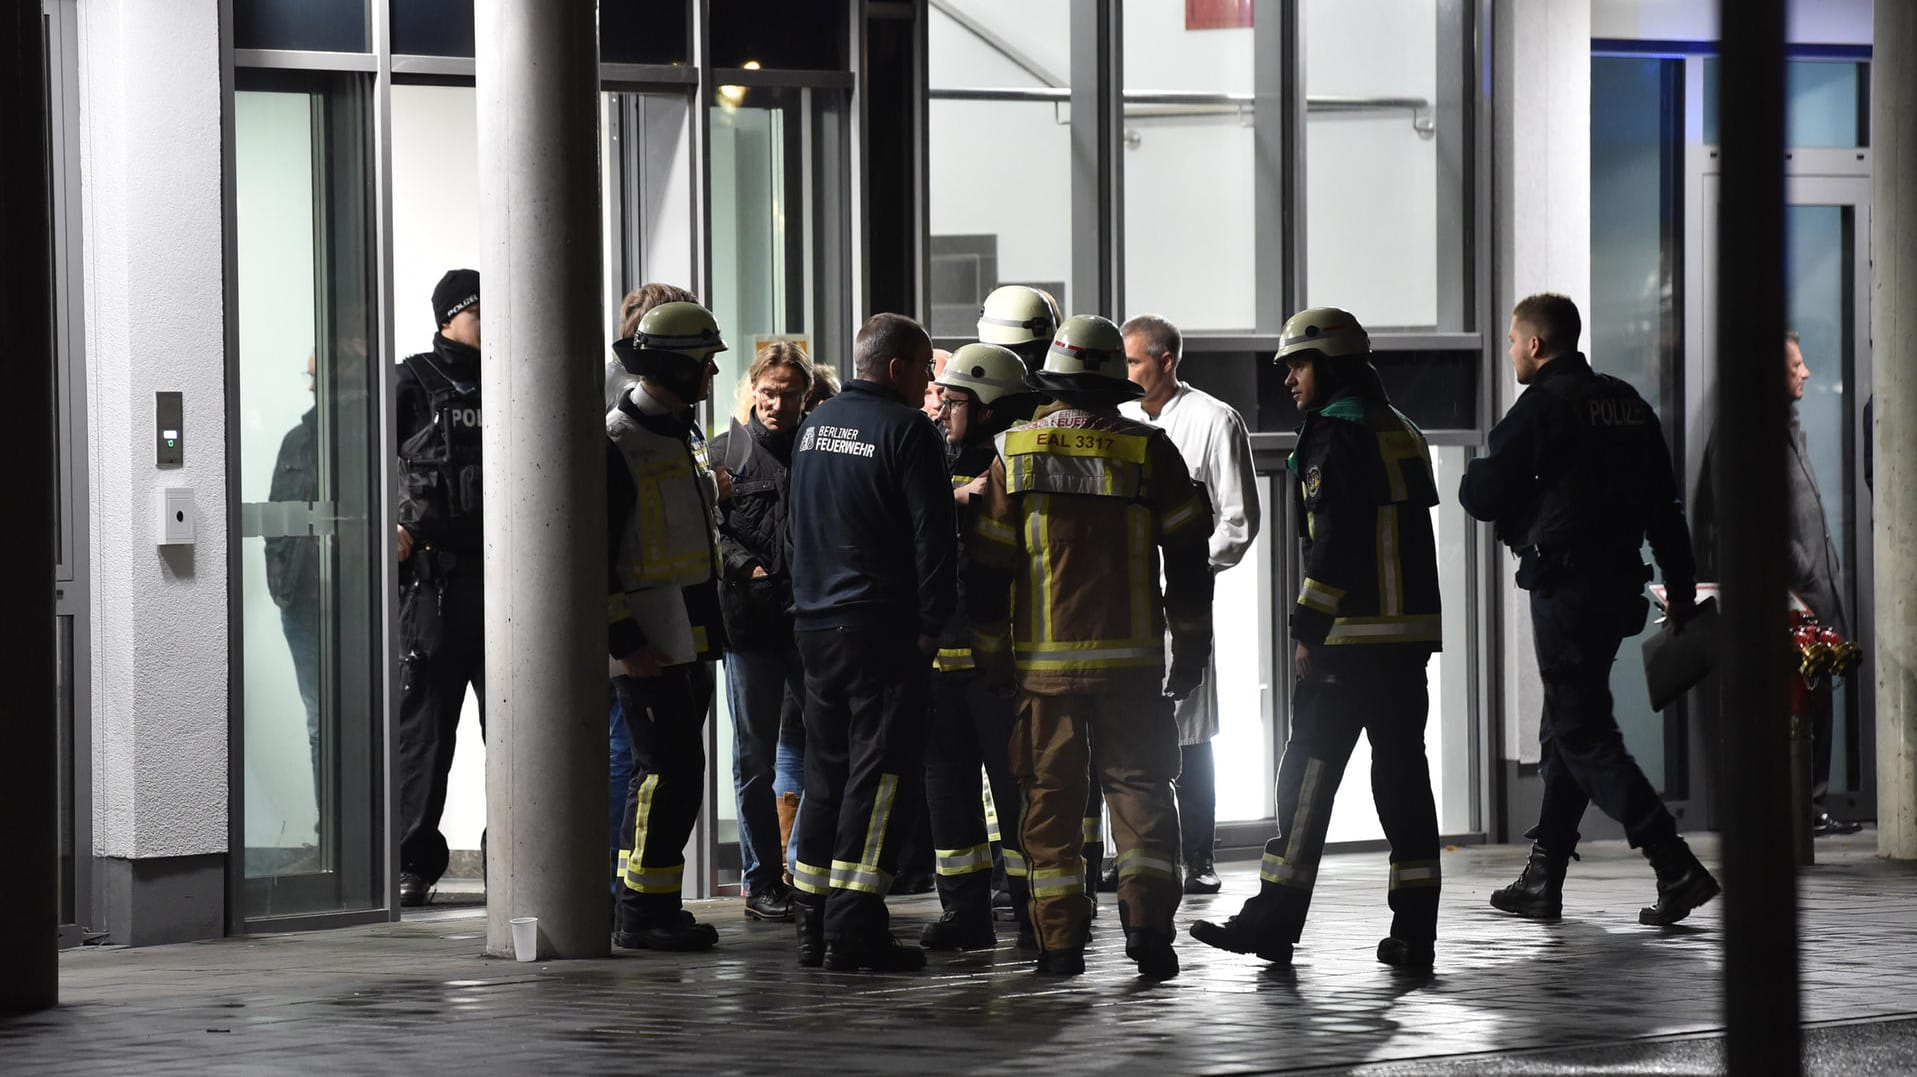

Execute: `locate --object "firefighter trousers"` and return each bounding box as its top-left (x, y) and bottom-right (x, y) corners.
top-left (614, 661), bottom-right (712, 926)
top-left (792, 626), bottom-right (930, 942)
top-left (925, 669), bottom-right (1028, 926)
top-left (1012, 689), bottom-right (1182, 953)
top-left (1253, 651), bottom-right (1440, 944)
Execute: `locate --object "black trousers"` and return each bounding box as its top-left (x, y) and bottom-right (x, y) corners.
top-left (1255, 651), bottom-right (1440, 944)
top-left (1807, 679), bottom-right (1835, 806)
top-left (1529, 583), bottom-right (1677, 850)
top-left (925, 668), bottom-right (1027, 921)
top-left (792, 626), bottom-right (929, 942)
top-left (1178, 741), bottom-right (1217, 866)
top-left (614, 661), bottom-right (713, 924)
top-left (397, 576), bottom-right (485, 884)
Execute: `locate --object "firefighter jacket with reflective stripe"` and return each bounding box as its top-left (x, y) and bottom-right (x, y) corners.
top-left (605, 384), bottom-right (724, 662)
top-left (967, 405), bottom-right (1215, 696)
top-left (935, 440), bottom-right (999, 672)
top-left (396, 336), bottom-right (485, 563)
top-left (1286, 390), bottom-right (1442, 653)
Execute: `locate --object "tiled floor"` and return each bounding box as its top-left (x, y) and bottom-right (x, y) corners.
top-left (7, 831), bottom-right (1917, 1075)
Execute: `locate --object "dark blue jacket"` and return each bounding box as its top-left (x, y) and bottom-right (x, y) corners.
top-left (786, 379), bottom-right (957, 635)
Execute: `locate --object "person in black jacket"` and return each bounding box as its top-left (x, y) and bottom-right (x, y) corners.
top-left (711, 340), bottom-right (814, 922)
top-left (394, 269), bottom-right (484, 907)
top-left (1460, 293), bottom-right (1718, 927)
top-left (267, 353), bottom-right (322, 794)
top-left (785, 313), bottom-right (957, 972)
top-left (919, 342), bottom-right (1045, 953)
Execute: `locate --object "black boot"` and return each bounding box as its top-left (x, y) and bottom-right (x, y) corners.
top-left (613, 908), bottom-right (718, 952)
top-left (1188, 897), bottom-right (1294, 964)
top-left (1035, 946), bottom-right (1085, 976)
top-left (1125, 927), bottom-right (1180, 981)
top-left (1184, 853), bottom-right (1222, 895)
top-left (920, 907), bottom-right (997, 951)
top-left (1489, 842), bottom-right (1572, 920)
top-left (1376, 936), bottom-right (1435, 972)
top-left (1640, 837), bottom-right (1721, 926)
top-left (794, 900), bottom-right (826, 968)
top-left (824, 933), bottom-right (927, 972)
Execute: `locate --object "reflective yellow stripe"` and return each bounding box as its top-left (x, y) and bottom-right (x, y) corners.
top-left (857, 773), bottom-right (900, 881)
top-left (1030, 866), bottom-right (1085, 897)
top-left (1129, 504), bottom-right (1151, 644)
top-left (1002, 426), bottom-right (1149, 464)
top-left (623, 864), bottom-right (685, 894)
top-left (1322, 614), bottom-right (1442, 646)
top-left (1115, 848), bottom-right (1178, 881)
top-left (792, 859), bottom-right (831, 896)
top-left (615, 848), bottom-right (630, 878)
top-left (976, 513), bottom-right (1017, 548)
top-left (983, 774), bottom-right (1001, 842)
top-left (936, 646), bottom-right (975, 673)
top-left (1259, 851), bottom-right (1314, 890)
top-left (1002, 849), bottom-right (1030, 877)
top-left (625, 774), bottom-right (660, 890)
top-left (1389, 859), bottom-right (1442, 890)
top-left (1015, 643), bottom-right (1162, 671)
top-left (1160, 494), bottom-right (1203, 534)
top-left (1376, 504), bottom-right (1402, 616)
top-left (829, 858), bottom-right (892, 895)
top-left (1298, 577), bottom-right (1345, 615)
top-left (935, 844), bottom-right (995, 876)
top-left (1082, 816), bottom-right (1102, 845)
top-left (1032, 495), bottom-right (1054, 643)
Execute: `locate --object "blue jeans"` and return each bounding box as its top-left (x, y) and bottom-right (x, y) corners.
top-left (609, 685), bottom-right (635, 896)
top-left (777, 690), bottom-right (806, 870)
top-left (725, 645), bottom-right (806, 895)
top-left (280, 604), bottom-right (322, 790)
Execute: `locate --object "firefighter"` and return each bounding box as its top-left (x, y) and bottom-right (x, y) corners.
top-left (1189, 307), bottom-right (1445, 972)
top-left (605, 300), bottom-right (730, 951)
top-left (969, 315), bottom-right (1214, 980)
top-left (921, 343), bottom-right (1044, 952)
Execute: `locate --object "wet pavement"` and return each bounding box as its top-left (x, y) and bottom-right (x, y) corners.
top-left (7, 830), bottom-right (1917, 1074)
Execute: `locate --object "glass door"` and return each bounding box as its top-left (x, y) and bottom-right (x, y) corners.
top-left (233, 73), bottom-right (385, 924)
top-left (1689, 164), bottom-right (1874, 826)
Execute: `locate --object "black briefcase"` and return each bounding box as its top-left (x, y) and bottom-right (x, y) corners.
top-left (1641, 596), bottom-right (1721, 712)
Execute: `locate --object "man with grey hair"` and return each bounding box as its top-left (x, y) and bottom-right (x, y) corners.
top-left (1120, 313), bottom-right (1262, 893)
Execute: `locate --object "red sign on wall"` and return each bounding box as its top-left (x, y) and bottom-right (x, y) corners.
top-left (1186, 0), bottom-right (1253, 31)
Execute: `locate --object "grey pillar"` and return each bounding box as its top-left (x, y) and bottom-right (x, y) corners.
top-left (1876, 1), bottom-right (1917, 860)
top-left (475, 0), bottom-right (608, 960)
top-left (0, 0), bottom-right (59, 1014)
top-left (1713, 0), bottom-right (1801, 1067)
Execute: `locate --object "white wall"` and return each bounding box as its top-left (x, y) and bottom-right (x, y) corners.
top-left (79, 0), bottom-right (229, 859)
top-left (1495, 0), bottom-right (1593, 764)
top-left (1591, 0), bottom-right (1873, 44)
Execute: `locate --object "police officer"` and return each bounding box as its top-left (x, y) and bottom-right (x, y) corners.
top-left (605, 300), bottom-right (730, 951)
top-left (1189, 307), bottom-right (1445, 971)
top-left (786, 313), bottom-right (957, 973)
top-left (1459, 293), bottom-right (1719, 926)
top-left (977, 284), bottom-right (1062, 375)
top-left (920, 343), bottom-right (1042, 952)
top-left (395, 269), bottom-right (485, 907)
top-left (969, 315), bottom-right (1214, 980)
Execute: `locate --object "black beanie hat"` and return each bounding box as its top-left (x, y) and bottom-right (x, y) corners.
top-left (432, 268), bottom-right (481, 327)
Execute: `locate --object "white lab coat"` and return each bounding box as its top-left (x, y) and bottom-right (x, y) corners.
top-left (1122, 381), bottom-right (1261, 745)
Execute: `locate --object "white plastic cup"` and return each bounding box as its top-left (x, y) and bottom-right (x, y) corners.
top-left (510, 916), bottom-right (539, 962)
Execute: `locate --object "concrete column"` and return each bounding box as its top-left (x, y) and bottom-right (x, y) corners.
top-left (1, 0), bottom-right (59, 1014)
top-left (1876, 1), bottom-right (1917, 860)
top-left (1490, 0), bottom-right (1590, 826)
top-left (474, 0), bottom-right (608, 959)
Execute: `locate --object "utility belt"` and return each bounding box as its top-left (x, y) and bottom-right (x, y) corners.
top-left (406, 546), bottom-right (484, 588)
top-left (1515, 544), bottom-right (1650, 592)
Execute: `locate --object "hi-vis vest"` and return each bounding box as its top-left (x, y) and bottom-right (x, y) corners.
top-left (607, 408), bottom-right (722, 595)
top-left (970, 407), bottom-right (1212, 695)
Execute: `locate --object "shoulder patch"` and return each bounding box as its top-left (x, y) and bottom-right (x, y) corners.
top-left (1303, 466), bottom-right (1323, 501)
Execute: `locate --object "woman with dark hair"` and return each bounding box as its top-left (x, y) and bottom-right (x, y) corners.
top-left (710, 340), bottom-right (815, 921)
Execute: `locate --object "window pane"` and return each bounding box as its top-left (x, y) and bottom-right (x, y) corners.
top-left (234, 0), bottom-right (368, 53)
top-left (929, 1), bottom-right (1069, 90)
top-left (710, 4), bottom-right (843, 70)
top-left (1703, 58), bottom-right (1866, 148)
top-left (1120, 4), bottom-right (1255, 330)
top-left (390, 0), bottom-right (473, 57)
top-left (602, 0), bottom-right (689, 66)
top-left (1303, 0), bottom-right (1444, 329)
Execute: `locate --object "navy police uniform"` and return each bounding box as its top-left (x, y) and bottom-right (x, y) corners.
top-left (1458, 352), bottom-right (1695, 855)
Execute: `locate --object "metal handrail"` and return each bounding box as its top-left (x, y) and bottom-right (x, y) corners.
top-left (928, 86), bottom-right (1434, 136)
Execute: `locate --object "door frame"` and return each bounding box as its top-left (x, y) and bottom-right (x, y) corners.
top-left (1686, 147), bottom-right (1876, 826)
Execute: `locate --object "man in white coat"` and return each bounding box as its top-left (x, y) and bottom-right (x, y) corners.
top-left (1120, 314), bottom-right (1261, 892)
